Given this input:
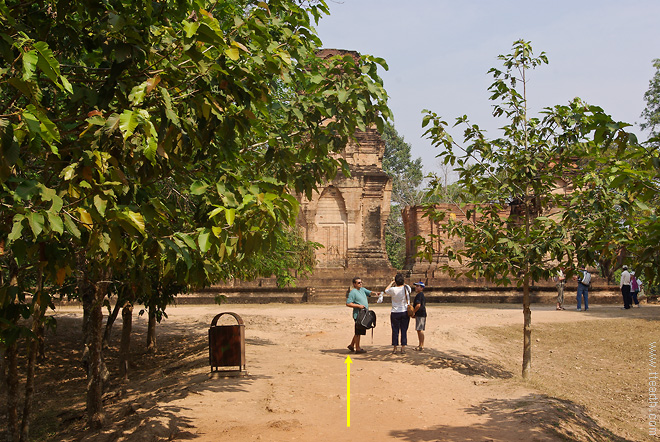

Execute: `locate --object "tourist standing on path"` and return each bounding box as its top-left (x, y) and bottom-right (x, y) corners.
top-left (576, 266), bottom-right (591, 311)
top-left (631, 271), bottom-right (642, 307)
top-left (384, 274), bottom-right (411, 354)
top-left (620, 265), bottom-right (632, 310)
top-left (411, 281), bottom-right (427, 351)
top-left (346, 277), bottom-right (382, 354)
top-left (555, 267), bottom-right (566, 310)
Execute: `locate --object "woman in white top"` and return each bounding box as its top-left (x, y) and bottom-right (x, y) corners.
top-left (384, 273), bottom-right (411, 354)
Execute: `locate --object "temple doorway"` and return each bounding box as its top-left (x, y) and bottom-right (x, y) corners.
top-left (314, 186), bottom-right (348, 268)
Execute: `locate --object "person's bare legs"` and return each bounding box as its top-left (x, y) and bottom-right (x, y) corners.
top-left (348, 334), bottom-right (359, 351)
top-left (416, 330), bottom-right (425, 350)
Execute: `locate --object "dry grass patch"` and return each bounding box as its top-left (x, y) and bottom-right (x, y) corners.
top-left (482, 316), bottom-right (657, 441)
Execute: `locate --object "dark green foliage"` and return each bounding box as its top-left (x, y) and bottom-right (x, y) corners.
top-left (381, 123), bottom-right (423, 269)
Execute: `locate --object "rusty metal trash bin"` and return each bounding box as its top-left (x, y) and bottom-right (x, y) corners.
top-left (209, 312), bottom-right (246, 373)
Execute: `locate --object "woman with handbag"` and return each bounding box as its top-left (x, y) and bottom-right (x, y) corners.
top-left (384, 273), bottom-right (411, 354)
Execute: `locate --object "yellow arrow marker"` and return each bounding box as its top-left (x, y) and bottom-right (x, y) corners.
top-left (345, 355), bottom-right (352, 427)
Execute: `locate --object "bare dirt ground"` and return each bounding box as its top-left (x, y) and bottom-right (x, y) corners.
top-left (3, 301), bottom-right (659, 442)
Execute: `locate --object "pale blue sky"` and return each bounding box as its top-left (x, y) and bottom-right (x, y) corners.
top-left (315, 0), bottom-right (660, 174)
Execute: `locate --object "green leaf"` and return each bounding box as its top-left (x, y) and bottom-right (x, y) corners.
top-left (123, 210), bottom-right (145, 233)
top-left (128, 83), bottom-right (147, 105)
top-left (63, 214), bottom-right (81, 239)
top-left (184, 21), bottom-right (200, 38)
top-left (225, 47), bottom-right (239, 61)
top-left (15, 180), bottom-right (38, 200)
top-left (191, 181), bottom-right (208, 195)
top-left (7, 215), bottom-right (24, 242)
top-left (60, 163), bottom-right (77, 181)
top-left (48, 195), bottom-right (64, 213)
top-left (47, 213), bottom-right (64, 234)
top-left (94, 195), bottom-right (107, 216)
top-left (198, 229), bottom-right (212, 253)
top-left (119, 110), bottom-right (139, 140)
top-left (33, 41), bottom-right (71, 93)
top-left (24, 105), bottom-right (60, 148)
top-left (143, 131), bottom-right (157, 163)
top-left (225, 208), bottom-right (236, 225)
top-left (208, 207), bottom-right (225, 219)
top-left (26, 212), bottom-right (45, 237)
top-left (22, 50), bottom-right (37, 80)
top-left (176, 233), bottom-right (198, 251)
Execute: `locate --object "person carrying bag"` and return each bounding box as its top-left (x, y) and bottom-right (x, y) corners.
top-left (384, 274), bottom-right (411, 354)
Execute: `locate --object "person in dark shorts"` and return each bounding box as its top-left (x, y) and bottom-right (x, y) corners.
top-left (411, 281), bottom-right (427, 351)
top-left (346, 277), bottom-right (381, 354)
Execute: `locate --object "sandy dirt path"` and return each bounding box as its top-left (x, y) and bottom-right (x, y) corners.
top-left (62, 302), bottom-right (656, 442)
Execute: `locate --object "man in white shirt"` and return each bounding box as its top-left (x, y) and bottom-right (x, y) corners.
top-left (620, 265), bottom-right (632, 310)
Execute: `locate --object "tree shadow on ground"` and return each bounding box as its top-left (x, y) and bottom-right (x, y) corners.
top-left (14, 313), bottom-right (274, 442)
top-left (389, 394), bottom-right (638, 442)
top-left (321, 346), bottom-right (512, 379)
top-left (84, 405), bottom-right (198, 442)
top-left (558, 304), bottom-right (660, 322)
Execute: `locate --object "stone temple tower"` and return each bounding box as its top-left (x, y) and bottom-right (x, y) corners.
top-left (296, 125), bottom-right (393, 272)
top-left (296, 49), bottom-right (393, 275)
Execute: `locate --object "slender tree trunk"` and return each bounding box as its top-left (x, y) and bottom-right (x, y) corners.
top-left (119, 301), bottom-right (133, 381)
top-left (19, 323), bottom-right (38, 442)
top-left (81, 284), bottom-right (93, 344)
top-left (522, 196), bottom-right (532, 380)
top-left (522, 273), bottom-right (532, 380)
top-left (86, 270), bottom-right (110, 430)
top-left (5, 260), bottom-right (20, 442)
top-left (5, 342), bottom-right (19, 442)
top-left (0, 347), bottom-right (6, 397)
top-left (36, 321), bottom-right (46, 364)
top-left (146, 306), bottom-right (157, 354)
top-left (103, 297), bottom-right (122, 348)
top-left (19, 291), bottom-right (45, 442)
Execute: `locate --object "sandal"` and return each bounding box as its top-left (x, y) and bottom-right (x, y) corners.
top-left (347, 345), bottom-right (355, 352)
top-left (413, 346), bottom-right (423, 351)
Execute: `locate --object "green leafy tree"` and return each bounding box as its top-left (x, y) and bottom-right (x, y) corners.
top-left (641, 58), bottom-right (660, 141)
top-left (421, 40), bottom-right (635, 380)
top-left (0, 0), bottom-right (390, 435)
top-left (381, 123), bottom-right (423, 269)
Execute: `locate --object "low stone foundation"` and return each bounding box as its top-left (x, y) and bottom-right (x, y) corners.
top-left (183, 283), bottom-right (624, 305)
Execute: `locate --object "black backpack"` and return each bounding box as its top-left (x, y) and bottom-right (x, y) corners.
top-left (356, 308), bottom-right (377, 329)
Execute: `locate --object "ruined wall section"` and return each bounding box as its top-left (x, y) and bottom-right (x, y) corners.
top-left (402, 204), bottom-right (509, 285)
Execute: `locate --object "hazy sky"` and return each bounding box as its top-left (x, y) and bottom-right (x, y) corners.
top-left (315, 0), bottom-right (660, 175)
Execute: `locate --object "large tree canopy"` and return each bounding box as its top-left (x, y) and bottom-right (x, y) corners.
top-left (0, 0), bottom-right (391, 434)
